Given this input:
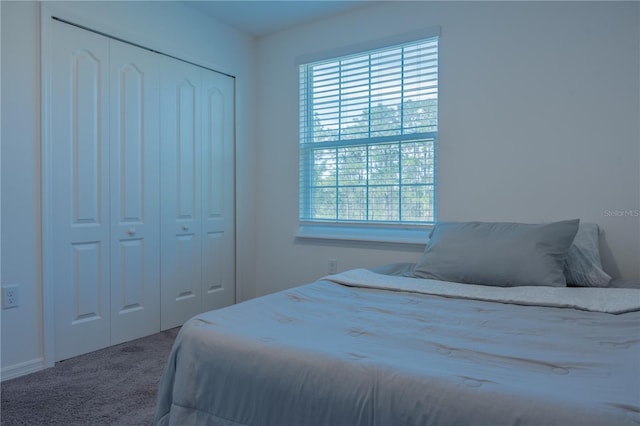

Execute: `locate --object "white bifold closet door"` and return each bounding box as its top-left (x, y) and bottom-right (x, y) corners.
top-left (49, 19), bottom-right (235, 361)
top-left (160, 57), bottom-right (235, 330)
top-left (108, 39), bottom-right (161, 346)
top-left (51, 21), bottom-right (111, 360)
top-left (50, 20), bottom-right (161, 361)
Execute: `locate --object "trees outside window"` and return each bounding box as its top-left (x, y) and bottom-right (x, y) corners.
top-left (299, 38), bottom-right (438, 225)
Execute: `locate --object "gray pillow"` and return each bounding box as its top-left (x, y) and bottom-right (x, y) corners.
top-left (413, 219), bottom-right (580, 287)
top-left (564, 223), bottom-right (612, 287)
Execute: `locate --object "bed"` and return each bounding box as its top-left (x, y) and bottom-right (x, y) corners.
top-left (154, 220), bottom-right (640, 425)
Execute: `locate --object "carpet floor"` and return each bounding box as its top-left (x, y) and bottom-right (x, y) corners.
top-left (1, 327), bottom-right (180, 426)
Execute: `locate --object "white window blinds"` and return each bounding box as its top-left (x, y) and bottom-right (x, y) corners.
top-left (299, 36), bottom-right (438, 225)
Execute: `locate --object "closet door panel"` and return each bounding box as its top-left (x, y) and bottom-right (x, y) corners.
top-left (161, 58), bottom-right (203, 330)
top-left (177, 81), bottom-right (198, 219)
top-left (203, 231), bottom-right (225, 295)
top-left (175, 234), bottom-right (199, 299)
top-left (201, 70), bottom-right (236, 312)
top-left (51, 20), bottom-right (111, 361)
top-left (109, 39), bottom-right (161, 345)
top-left (71, 242), bottom-right (104, 321)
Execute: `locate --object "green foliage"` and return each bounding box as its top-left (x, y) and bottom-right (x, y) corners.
top-left (307, 99), bottom-right (437, 223)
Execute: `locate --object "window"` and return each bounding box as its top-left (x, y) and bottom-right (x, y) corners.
top-left (299, 37), bottom-right (438, 228)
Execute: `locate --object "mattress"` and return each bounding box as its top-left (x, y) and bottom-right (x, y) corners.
top-left (154, 267), bottom-right (640, 425)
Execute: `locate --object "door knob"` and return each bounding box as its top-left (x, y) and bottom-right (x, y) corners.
top-left (182, 225), bottom-right (189, 231)
top-left (127, 228), bottom-right (136, 236)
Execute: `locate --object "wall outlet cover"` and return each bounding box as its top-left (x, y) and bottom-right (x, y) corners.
top-left (2, 285), bottom-right (19, 309)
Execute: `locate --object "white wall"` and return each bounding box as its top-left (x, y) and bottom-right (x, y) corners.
top-left (255, 0), bottom-right (640, 296)
top-left (1, 0), bottom-right (257, 378)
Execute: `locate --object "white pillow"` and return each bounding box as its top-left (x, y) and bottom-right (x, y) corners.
top-left (564, 223), bottom-right (611, 287)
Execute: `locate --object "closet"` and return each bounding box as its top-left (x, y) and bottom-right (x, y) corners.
top-left (48, 19), bottom-right (235, 361)
top-left (159, 52), bottom-right (236, 330)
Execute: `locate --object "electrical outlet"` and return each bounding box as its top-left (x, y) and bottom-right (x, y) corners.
top-left (2, 285), bottom-right (19, 309)
top-left (328, 259), bottom-right (338, 275)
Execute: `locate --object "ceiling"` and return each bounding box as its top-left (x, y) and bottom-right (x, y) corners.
top-left (183, 1), bottom-right (373, 37)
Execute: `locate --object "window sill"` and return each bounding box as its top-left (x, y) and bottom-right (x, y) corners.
top-left (295, 224), bottom-right (430, 248)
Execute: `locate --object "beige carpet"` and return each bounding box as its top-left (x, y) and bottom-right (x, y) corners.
top-left (1, 327), bottom-right (180, 426)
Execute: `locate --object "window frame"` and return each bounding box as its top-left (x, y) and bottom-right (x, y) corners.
top-left (296, 28), bottom-right (440, 243)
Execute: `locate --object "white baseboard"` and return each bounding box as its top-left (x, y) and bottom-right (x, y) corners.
top-left (1, 358), bottom-right (45, 381)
